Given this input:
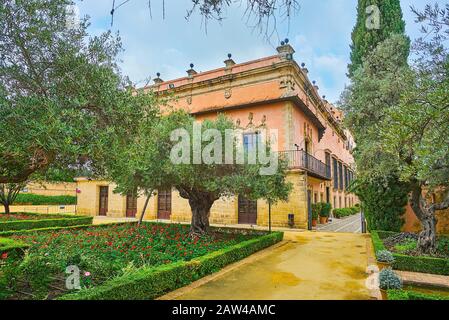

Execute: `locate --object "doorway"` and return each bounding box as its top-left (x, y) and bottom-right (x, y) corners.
top-left (99, 186), bottom-right (108, 216)
top-left (126, 192), bottom-right (138, 218)
top-left (157, 189), bottom-right (172, 220)
top-left (238, 196), bottom-right (257, 225)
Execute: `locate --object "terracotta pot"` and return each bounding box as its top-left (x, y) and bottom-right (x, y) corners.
top-left (319, 216), bottom-right (327, 224)
top-left (380, 289), bottom-right (388, 300)
top-left (377, 261), bottom-right (392, 271)
top-left (312, 219), bottom-right (318, 227)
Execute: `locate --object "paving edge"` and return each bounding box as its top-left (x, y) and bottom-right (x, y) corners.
top-left (157, 240), bottom-right (291, 300)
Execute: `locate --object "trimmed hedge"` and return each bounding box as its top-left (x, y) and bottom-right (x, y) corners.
top-left (59, 231), bottom-right (284, 300)
top-left (388, 289), bottom-right (449, 300)
top-left (14, 194), bottom-right (77, 206)
top-left (333, 206), bottom-right (360, 219)
top-left (371, 230), bottom-right (449, 276)
top-left (0, 216), bottom-right (93, 233)
top-left (0, 223), bottom-right (95, 237)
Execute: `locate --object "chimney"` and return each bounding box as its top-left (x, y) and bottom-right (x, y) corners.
top-left (276, 38), bottom-right (295, 61)
top-left (187, 63), bottom-right (197, 77)
top-left (153, 72), bottom-right (163, 85)
top-left (224, 53), bottom-right (236, 68)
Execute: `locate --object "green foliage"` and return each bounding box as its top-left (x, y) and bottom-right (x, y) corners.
top-left (348, 0), bottom-right (409, 77)
top-left (332, 206), bottom-right (360, 219)
top-left (0, 0), bottom-right (159, 184)
top-left (352, 176), bottom-right (408, 232)
top-left (371, 231), bottom-right (449, 275)
top-left (0, 216), bottom-right (93, 232)
top-left (320, 203), bottom-right (332, 217)
top-left (59, 231), bottom-right (283, 300)
top-left (379, 268), bottom-right (402, 290)
top-left (377, 250), bottom-right (395, 263)
top-left (14, 194), bottom-right (76, 205)
top-left (311, 203), bottom-right (321, 220)
top-left (394, 240), bottom-right (417, 254)
top-left (388, 289), bottom-right (449, 301)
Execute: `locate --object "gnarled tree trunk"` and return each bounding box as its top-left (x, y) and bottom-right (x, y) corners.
top-left (409, 182), bottom-right (437, 254)
top-left (178, 186), bottom-right (218, 238)
top-left (0, 183), bottom-right (24, 216)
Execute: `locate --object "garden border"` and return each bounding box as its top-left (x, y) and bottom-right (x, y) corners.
top-left (0, 216), bottom-right (93, 233)
top-left (58, 231), bottom-right (284, 300)
top-left (387, 289), bottom-right (449, 300)
top-left (371, 230), bottom-right (449, 276)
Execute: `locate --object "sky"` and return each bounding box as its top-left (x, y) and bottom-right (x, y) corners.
top-left (75, 0), bottom-right (441, 103)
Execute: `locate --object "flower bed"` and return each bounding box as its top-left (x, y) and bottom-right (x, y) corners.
top-left (0, 213), bottom-right (93, 233)
top-left (371, 230), bottom-right (449, 275)
top-left (1, 223), bottom-right (280, 300)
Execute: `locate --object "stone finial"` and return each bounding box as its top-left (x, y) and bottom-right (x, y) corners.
top-left (301, 62), bottom-right (309, 74)
top-left (153, 72), bottom-right (163, 84)
top-left (187, 63), bottom-right (197, 77)
top-left (276, 40), bottom-right (295, 61)
top-left (224, 53), bottom-right (236, 68)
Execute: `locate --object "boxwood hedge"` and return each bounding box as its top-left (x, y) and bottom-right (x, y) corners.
top-left (14, 194), bottom-right (77, 205)
top-left (59, 231), bottom-right (284, 300)
top-left (0, 216), bottom-right (93, 234)
top-left (0, 237), bottom-right (29, 262)
top-left (371, 230), bottom-right (449, 276)
top-left (388, 289), bottom-right (449, 300)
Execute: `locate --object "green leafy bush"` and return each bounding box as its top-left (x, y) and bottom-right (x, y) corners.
top-left (311, 203), bottom-right (321, 220)
top-left (14, 194), bottom-right (77, 206)
top-left (371, 230), bottom-right (449, 275)
top-left (59, 231), bottom-right (283, 300)
top-left (0, 216), bottom-right (93, 233)
top-left (333, 207), bottom-right (359, 219)
top-left (320, 203), bottom-right (332, 218)
top-left (351, 176), bottom-right (408, 232)
top-left (379, 268), bottom-right (402, 290)
top-left (388, 289), bottom-right (449, 300)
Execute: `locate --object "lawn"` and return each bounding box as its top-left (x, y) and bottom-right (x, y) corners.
top-left (0, 223), bottom-right (266, 300)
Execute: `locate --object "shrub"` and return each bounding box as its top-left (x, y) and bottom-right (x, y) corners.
top-left (333, 208), bottom-right (358, 219)
top-left (351, 176), bottom-right (408, 232)
top-left (320, 203), bottom-right (332, 218)
top-left (0, 237), bottom-right (29, 263)
top-left (14, 194), bottom-right (77, 206)
top-left (59, 231), bottom-right (283, 300)
top-left (388, 289), bottom-right (449, 300)
top-left (377, 250), bottom-right (395, 263)
top-left (371, 230), bottom-right (449, 275)
top-left (311, 203), bottom-right (321, 220)
top-left (379, 268), bottom-right (402, 290)
top-left (0, 216), bottom-right (93, 233)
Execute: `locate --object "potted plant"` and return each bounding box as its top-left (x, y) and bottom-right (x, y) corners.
top-left (376, 250), bottom-right (395, 270)
top-left (320, 203), bottom-right (332, 223)
top-left (311, 204), bottom-right (320, 227)
top-left (379, 268), bottom-right (402, 300)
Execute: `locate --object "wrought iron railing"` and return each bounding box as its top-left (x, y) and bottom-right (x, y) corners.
top-left (279, 150), bottom-right (332, 180)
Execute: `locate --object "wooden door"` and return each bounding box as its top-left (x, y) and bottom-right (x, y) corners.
top-left (157, 189), bottom-right (172, 220)
top-left (238, 196), bottom-right (257, 225)
top-left (126, 192), bottom-right (138, 218)
top-left (99, 186), bottom-right (108, 216)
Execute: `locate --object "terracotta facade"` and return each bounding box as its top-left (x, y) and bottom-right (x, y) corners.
top-left (76, 44), bottom-right (358, 229)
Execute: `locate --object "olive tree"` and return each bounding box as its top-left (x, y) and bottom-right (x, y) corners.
top-left (0, 0), bottom-right (158, 214)
top-left (106, 111), bottom-right (292, 237)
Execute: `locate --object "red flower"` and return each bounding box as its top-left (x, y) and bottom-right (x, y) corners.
top-left (1, 252), bottom-right (8, 260)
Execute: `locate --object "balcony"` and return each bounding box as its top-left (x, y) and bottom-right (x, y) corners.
top-left (279, 150), bottom-right (332, 181)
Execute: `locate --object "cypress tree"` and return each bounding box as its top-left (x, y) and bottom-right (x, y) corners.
top-left (348, 0), bottom-right (408, 77)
